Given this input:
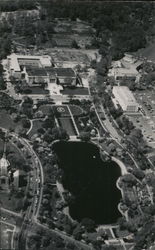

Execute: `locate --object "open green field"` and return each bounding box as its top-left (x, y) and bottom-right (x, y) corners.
top-left (69, 105), bottom-right (84, 116)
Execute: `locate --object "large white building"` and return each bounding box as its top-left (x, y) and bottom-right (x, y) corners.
top-left (112, 86), bottom-right (139, 112)
top-left (7, 53), bottom-right (52, 79)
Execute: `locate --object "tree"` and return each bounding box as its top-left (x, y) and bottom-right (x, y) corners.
top-left (132, 168), bottom-right (145, 180)
top-left (73, 225), bottom-right (84, 240)
top-left (79, 132), bottom-right (90, 142)
top-left (121, 174), bottom-right (137, 188)
top-left (22, 118), bottom-right (30, 129)
top-left (81, 218), bottom-right (95, 232)
top-left (72, 40), bottom-right (79, 49)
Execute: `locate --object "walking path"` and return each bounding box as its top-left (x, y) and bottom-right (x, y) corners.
top-left (56, 181), bottom-right (74, 222)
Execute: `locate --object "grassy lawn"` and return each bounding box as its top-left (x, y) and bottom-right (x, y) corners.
top-left (53, 105), bottom-right (70, 117)
top-left (58, 117), bottom-right (77, 136)
top-left (28, 119), bottom-right (43, 138)
top-left (0, 191), bottom-right (24, 212)
top-left (61, 87), bottom-right (89, 95)
top-left (0, 109), bottom-right (16, 130)
top-left (69, 105), bottom-right (84, 116)
top-left (26, 87), bottom-right (49, 95)
top-left (38, 104), bottom-right (52, 115)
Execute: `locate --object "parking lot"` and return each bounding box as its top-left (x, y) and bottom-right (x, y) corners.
top-left (127, 90), bottom-right (155, 148)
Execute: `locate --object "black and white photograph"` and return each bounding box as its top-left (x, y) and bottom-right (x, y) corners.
top-left (0, 0), bottom-right (155, 249)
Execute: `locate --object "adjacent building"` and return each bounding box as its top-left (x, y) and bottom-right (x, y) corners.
top-left (7, 53), bottom-right (52, 79)
top-left (24, 67), bottom-right (49, 86)
top-left (6, 53), bottom-right (90, 101)
top-left (112, 86), bottom-right (139, 112)
top-left (108, 53), bottom-right (142, 82)
top-left (47, 67), bottom-right (77, 86)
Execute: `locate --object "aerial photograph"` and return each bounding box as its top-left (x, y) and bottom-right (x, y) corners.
top-left (1, 0), bottom-right (155, 249)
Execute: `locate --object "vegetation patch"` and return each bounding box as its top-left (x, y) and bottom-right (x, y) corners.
top-left (28, 119), bottom-right (43, 138)
top-left (69, 105), bottom-right (84, 116)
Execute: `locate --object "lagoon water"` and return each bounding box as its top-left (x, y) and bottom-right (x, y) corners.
top-left (53, 141), bottom-right (121, 224)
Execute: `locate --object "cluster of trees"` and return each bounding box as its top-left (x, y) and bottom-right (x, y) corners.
top-left (0, 0), bottom-right (37, 12)
top-left (40, 1), bottom-right (154, 59)
top-left (0, 64), bottom-right (6, 90)
top-left (13, 15), bottom-right (54, 46)
top-left (0, 92), bottom-right (15, 109)
top-left (31, 109), bottom-right (69, 145)
top-left (119, 62), bottom-right (155, 91)
top-left (102, 91), bottom-right (123, 119)
top-left (0, 16), bottom-right (13, 59)
top-left (28, 228), bottom-right (81, 250)
top-left (21, 97), bottom-right (34, 118)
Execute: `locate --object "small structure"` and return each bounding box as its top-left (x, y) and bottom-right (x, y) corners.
top-left (0, 141), bottom-right (10, 192)
top-left (112, 86), bottom-right (139, 112)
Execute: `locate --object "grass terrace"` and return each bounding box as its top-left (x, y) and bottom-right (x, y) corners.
top-left (58, 117), bottom-right (77, 136)
top-left (22, 87), bottom-right (49, 95)
top-left (53, 105), bottom-right (70, 117)
top-left (28, 119), bottom-right (43, 138)
top-left (38, 105), bottom-right (52, 115)
top-left (69, 105), bottom-right (84, 116)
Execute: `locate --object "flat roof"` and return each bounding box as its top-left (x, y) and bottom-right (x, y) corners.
top-left (46, 67), bottom-right (75, 77)
top-left (26, 67), bottom-right (48, 76)
top-left (55, 68), bottom-right (75, 77)
top-left (8, 53), bottom-right (52, 71)
top-left (113, 86), bottom-right (137, 104)
top-left (61, 87), bottom-right (89, 95)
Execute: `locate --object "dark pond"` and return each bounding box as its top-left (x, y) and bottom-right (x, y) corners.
top-left (53, 141), bottom-right (121, 224)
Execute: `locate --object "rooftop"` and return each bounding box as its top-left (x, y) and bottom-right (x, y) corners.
top-left (113, 86), bottom-right (137, 104)
top-left (109, 53), bottom-right (142, 77)
top-left (26, 67), bottom-right (48, 76)
top-left (8, 53), bottom-right (52, 72)
top-left (55, 68), bottom-right (75, 77)
top-left (61, 87), bottom-right (89, 95)
top-left (46, 67), bottom-right (75, 77)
